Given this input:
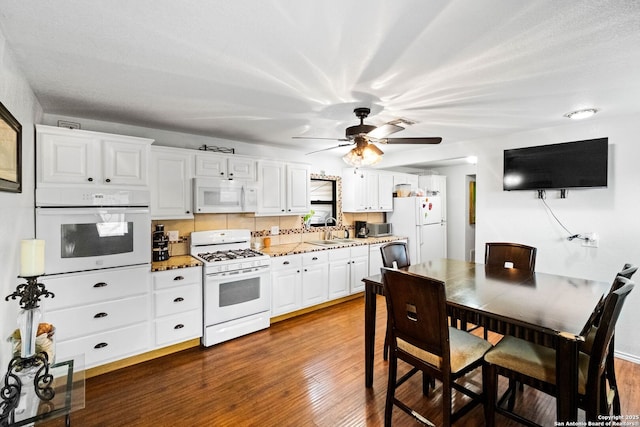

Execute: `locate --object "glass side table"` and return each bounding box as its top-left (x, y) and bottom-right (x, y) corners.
top-left (6, 355), bottom-right (84, 427)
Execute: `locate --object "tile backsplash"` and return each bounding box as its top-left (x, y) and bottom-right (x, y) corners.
top-left (152, 211), bottom-right (385, 256)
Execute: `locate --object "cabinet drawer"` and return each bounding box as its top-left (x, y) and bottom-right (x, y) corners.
top-left (56, 323), bottom-right (150, 369)
top-left (154, 284), bottom-right (201, 317)
top-left (154, 310), bottom-right (202, 346)
top-left (328, 247), bottom-right (350, 261)
top-left (42, 265), bottom-right (149, 311)
top-left (47, 295), bottom-right (149, 341)
top-left (153, 266), bottom-right (201, 290)
top-left (302, 251), bottom-right (328, 265)
top-left (270, 255), bottom-right (301, 271)
top-left (351, 245), bottom-right (369, 258)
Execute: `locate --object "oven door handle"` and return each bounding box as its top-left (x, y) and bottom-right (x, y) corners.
top-left (207, 265), bottom-right (269, 279)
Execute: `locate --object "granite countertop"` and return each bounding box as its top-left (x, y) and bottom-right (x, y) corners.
top-left (151, 255), bottom-right (203, 272)
top-left (260, 235), bottom-right (406, 257)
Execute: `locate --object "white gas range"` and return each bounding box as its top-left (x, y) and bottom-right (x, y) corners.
top-left (191, 229), bottom-right (271, 347)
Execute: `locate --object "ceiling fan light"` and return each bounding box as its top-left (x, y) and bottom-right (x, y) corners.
top-left (564, 108), bottom-right (598, 120)
top-left (342, 144), bottom-right (382, 167)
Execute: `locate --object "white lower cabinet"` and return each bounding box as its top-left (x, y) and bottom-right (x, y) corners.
top-left (301, 252), bottom-right (329, 308)
top-left (152, 266), bottom-right (202, 347)
top-left (271, 255), bottom-right (303, 316)
top-left (42, 265), bottom-right (151, 369)
top-left (329, 245), bottom-right (369, 297)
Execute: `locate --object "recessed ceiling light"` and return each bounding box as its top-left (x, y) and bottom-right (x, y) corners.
top-left (564, 108), bottom-right (598, 120)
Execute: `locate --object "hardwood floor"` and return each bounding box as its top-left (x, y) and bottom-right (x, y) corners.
top-left (38, 296), bottom-right (640, 426)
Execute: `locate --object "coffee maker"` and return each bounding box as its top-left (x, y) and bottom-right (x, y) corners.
top-left (355, 221), bottom-right (368, 238)
top-left (152, 224), bottom-right (170, 261)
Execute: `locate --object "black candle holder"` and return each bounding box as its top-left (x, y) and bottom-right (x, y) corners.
top-left (1, 276), bottom-right (56, 426)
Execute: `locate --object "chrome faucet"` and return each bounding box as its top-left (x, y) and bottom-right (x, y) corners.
top-left (324, 217), bottom-right (337, 240)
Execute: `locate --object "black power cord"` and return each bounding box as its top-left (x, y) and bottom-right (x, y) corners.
top-left (540, 197), bottom-right (589, 242)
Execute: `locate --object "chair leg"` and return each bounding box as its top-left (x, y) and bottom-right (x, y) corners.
top-left (483, 364), bottom-right (497, 427)
top-left (385, 352), bottom-right (397, 427)
top-left (606, 346), bottom-right (621, 415)
top-left (383, 324), bottom-right (390, 361)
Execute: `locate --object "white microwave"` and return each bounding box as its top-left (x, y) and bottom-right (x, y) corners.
top-left (193, 178), bottom-right (257, 213)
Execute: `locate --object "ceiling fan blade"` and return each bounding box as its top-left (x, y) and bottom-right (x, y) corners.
top-left (382, 137), bottom-right (442, 145)
top-left (305, 143), bottom-right (353, 155)
top-left (292, 136), bottom-right (350, 141)
top-left (366, 123), bottom-right (404, 139)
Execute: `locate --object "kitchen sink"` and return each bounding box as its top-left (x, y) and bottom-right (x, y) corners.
top-left (331, 238), bottom-right (359, 243)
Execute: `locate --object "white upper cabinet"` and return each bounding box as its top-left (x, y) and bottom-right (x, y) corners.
top-left (195, 152), bottom-right (256, 181)
top-left (150, 146), bottom-right (194, 219)
top-left (342, 168), bottom-right (394, 212)
top-left (256, 160), bottom-right (310, 215)
top-left (36, 125), bottom-right (153, 188)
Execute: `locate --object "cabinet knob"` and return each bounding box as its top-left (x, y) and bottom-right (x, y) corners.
top-left (94, 312), bottom-right (108, 318)
top-left (281, 209), bottom-right (285, 212)
top-left (174, 324), bottom-right (185, 330)
top-left (173, 297), bottom-right (184, 303)
top-left (173, 276), bottom-right (184, 281)
top-left (94, 342), bottom-right (108, 349)
top-left (87, 177), bottom-right (94, 182)
top-left (93, 282), bottom-right (108, 288)
top-left (105, 178), bottom-right (111, 183)
top-left (229, 173), bottom-right (234, 176)
top-left (186, 210), bottom-right (190, 214)
top-left (220, 172), bottom-right (224, 175)
top-left (283, 261), bottom-right (290, 265)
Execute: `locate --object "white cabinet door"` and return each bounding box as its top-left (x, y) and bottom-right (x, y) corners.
top-left (38, 131), bottom-right (100, 185)
top-left (150, 147), bottom-right (193, 219)
top-left (368, 243), bottom-right (384, 276)
top-left (257, 160), bottom-right (287, 214)
top-left (287, 163), bottom-right (310, 214)
top-left (377, 173), bottom-right (394, 211)
top-left (102, 139), bottom-right (149, 186)
top-left (350, 255), bottom-right (369, 293)
top-left (257, 161), bottom-right (310, 215)
top-left (195, 153), bottom-right (227, 178)
top-left (328, 248), bottom-right (350, 299)
top-left (271, 267), bottom-right (302, 316)
top-left (301, 263), bottom-right (328, 307)
top-left (301, 252), bottom-right (328, 307)
top-left (36, 125), bottom-right (153, 188)
top-left (228, 157), bottom-right (256, 180)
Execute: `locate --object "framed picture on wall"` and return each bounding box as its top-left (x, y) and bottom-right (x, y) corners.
top-left (0, 101), bottom-right (22, 193)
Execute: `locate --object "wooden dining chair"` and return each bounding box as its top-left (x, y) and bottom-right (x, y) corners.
top-left (484, 242), bottom-right (537, 271)
top-left (483, 279), bottom-right (635, 426)
top-left (579, 264), bottom-right (637, 415)
top-left (381, 267), bottom-right (492, 426)
top-left (471, 242), bottom-right (538, 338)
top-left (380, 241), bottom-right (410, 360)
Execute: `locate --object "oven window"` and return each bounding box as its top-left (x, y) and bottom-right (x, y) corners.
top-left (60, 222), bottom-right (134, 258)
top-left (219, 277), bottom-right (260, 307)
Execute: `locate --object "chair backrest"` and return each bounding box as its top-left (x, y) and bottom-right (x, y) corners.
top-left (380, 241), bottom-right (410, 269)
top-left (381, 267), bottom-right (449, 367)
top-left (484, 242), bottom-right (537, 271)
top-left (585, 280), bottom-right (634, 396)
top-left (581, 267), bottom-right (637, 337)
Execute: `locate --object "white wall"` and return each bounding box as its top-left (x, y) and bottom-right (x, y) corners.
top-left (0, 29), bottom-right (43, 372)
top-left (385, 114), bottom-right (640, 360)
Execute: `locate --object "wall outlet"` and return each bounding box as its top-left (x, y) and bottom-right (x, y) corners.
top-left (270, 226), bottom-right (279, 235)
top-left (582, 232), bottom-right (599, 248)
top-left (167, 230), bottom-right (180, 242)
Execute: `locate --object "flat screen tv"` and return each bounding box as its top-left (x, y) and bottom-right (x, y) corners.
top-left (503, 137), bottom-right (608, 191)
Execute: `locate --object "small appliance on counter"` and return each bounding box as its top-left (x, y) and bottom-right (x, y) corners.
top-left (152, 224), bottom-right (170, 261)
top-left (368, 222), bottom-right (392, 237)
top-left (355, 221), bottom-right (368, 238)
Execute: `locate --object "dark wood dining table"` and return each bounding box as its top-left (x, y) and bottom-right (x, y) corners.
top-left (362, 258), bottom-right (610, 422)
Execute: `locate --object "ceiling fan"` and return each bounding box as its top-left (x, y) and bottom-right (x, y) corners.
top-left (293, 107), bottom-right (442, 166)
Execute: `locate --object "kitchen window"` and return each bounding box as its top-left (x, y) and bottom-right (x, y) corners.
top-left (309, 177), bottom-right (337, 227)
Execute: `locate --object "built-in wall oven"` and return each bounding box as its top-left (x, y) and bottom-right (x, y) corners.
top-left (191, 230), bottom-right (271, 347)
top-left (35, 188), bottom-right (151, 275)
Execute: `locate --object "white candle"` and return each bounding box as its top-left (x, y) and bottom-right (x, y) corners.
top-left (20, 239), bottom-right (45, 277)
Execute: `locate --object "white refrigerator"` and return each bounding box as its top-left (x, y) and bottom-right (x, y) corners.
top-left (387, 196), bottom-right (446, 264)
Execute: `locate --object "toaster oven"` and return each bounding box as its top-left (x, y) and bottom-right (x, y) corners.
top-left (368, 223), bottom-right (392, 237)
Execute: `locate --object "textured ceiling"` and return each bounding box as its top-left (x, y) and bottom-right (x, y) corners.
top-left (1, 0), bottom-right (639, 159)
